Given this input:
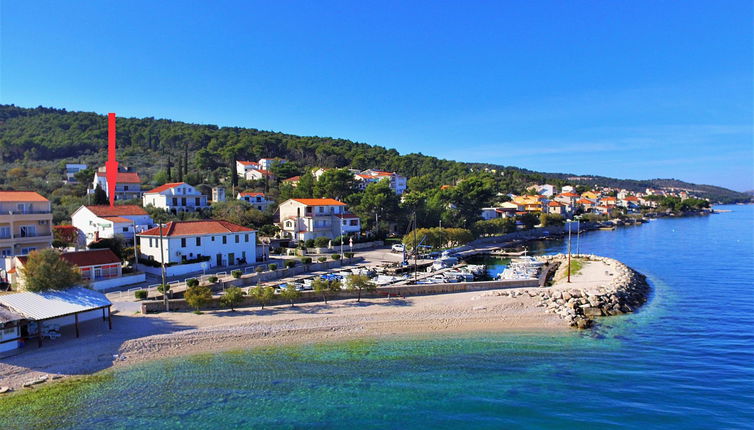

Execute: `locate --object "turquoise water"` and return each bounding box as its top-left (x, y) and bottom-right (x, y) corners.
top-left (3, 206), bottom-right (753, 429)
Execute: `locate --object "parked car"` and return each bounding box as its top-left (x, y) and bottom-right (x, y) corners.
top-left (391, 244), bottom-right (405, 253)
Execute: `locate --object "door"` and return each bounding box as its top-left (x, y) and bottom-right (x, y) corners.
top-left (228, 253), bottom-right (235, 266)
top-left (216, 253), bottom-right (223, 266)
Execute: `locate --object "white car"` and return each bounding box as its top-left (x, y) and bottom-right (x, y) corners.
top-left (391, 244), bottom-right (405, 253)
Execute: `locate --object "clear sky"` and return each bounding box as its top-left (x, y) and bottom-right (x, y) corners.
top-left (2, 1), bottom-right (752, 191)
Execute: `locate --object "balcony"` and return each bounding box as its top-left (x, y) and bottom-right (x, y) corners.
top-left (0, 233), bottom-right (53, 246)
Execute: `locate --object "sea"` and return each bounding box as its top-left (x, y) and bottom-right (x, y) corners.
top-left (2, 205), bottom-right (752, 429)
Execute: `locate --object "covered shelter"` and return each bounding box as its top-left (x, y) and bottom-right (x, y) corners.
top-left (0, 306), bottom-right (26, 354)
top-left (0, 287), bottom-right (112, 348)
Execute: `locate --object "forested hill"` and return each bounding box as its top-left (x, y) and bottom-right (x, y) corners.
top-left (0, 104), bottom-right (749, 204)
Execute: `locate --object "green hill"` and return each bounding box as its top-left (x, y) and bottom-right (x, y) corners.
top-left (0, 104), bottom-right (749, 205)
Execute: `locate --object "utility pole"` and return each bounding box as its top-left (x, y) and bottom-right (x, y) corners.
top-left (567, 221), bottom-right (572, 283)
top-left (159, 221), bottom-right (169, 311)
top-left (413, 211), bottom-right (418, 283)
top-left (132, 219), bottom-right (139, 266)
top-left (576, 219), bottom-right (581, 256)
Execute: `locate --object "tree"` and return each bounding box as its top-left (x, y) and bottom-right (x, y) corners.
top-left (220, 286), bottom-right (245, 311)
top-left (518, 213), bottom-right (539, 229)
top-left (211, 200), bottom-right (271, 228)
top-left (185, 284), bottom-right (213, 311)
top-left (88, 236), bottom-right (127, 260)
top-left (93, 184), bottom-right (108, 205)
top-left (250, 285), bottom-right (275, 309)
top-left (312, 278), bottom-right (341, 304)
top-left (313, 169), bottom-right (357, 200)
top-left (345, 274), bottom-right (376, 302)
top-left (19, 249), bottom-right (82, 292)
top-left (351, 179), bottom-right (401, 233)
top-left (280, 284), bottom-right (301, 307)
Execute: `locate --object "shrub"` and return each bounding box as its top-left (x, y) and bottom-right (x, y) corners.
top-left (185, 284), bottom-right (212, 310)
top-left (331, 254), bottom-right (341, 261)
top-left (208, 276), bottom-right (218, 283)
top-left (300, 257), bottom-right (312, 265)
top-left (317, 256), bottom-right (327, 263)
top-left (344, 252), bottom-right (354, 259)
top-left (231, 270), bottom-right (242, 279)
top-left (285, 260), bottom-right (297, 268)
top-left (268, 263), bottom-right (278, 271)
top-left (186, 278), bottom-right (199, 288)
top-left (157, 284), bottom-right (170, 294)
top-left (134, 290), bottom-right (148, 300)
top-left (220, 286), bottom-right (245, 311)
top-left (305, 239), bottom-right (315, 248)
top-left (314, 236), bottom-right (331, 248)
top-left (255, 266), bottom-right (265, 273)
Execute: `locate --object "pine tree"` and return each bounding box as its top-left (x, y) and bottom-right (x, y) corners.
top-left (93, 184), bottom-right (108, 205)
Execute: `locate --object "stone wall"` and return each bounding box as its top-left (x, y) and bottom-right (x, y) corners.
top-left (534, 254), bottom-right (650, 329)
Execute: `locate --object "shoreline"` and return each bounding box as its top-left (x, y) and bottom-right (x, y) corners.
top-left (0, 254), bottom-right (650, 394)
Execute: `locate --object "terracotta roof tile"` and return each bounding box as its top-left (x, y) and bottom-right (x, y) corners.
top-left (291, 198), bottom-right (346, 206)
top-left (138, 220), bottom-right (254, 237)
top-left (103, 216), bottom-right (133, 223)
top-left (96, 171), bottom-right (141, 183)
top-left (85, 205), bottom-right (148, 216)
top-left (0, 191), bottom-right (49, 202)
top-left (145, 182), bottom-right (186, 194)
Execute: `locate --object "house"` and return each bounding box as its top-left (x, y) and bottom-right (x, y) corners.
top-left (283, 176), bottom-right (301, 187)
top-left (546, 201), bottom-right (567, 215)
top-left (561, 185), bottom-right (576, 194)
top-left (277, 198), bottom-right (360, 242)
top-left (582, 191), bottom-right (601, 200)
top-left (237, 192), bottom-right (273, 211)
top-left (576, 198), bottom-right (597, 210)
top-left (0, 191), bottom-right (53, 269)
top-left (258, 158), bottom-right (287, 171)
top-left (355, 170), bottom-right (408, 194)
top-left (312, 168), bottom-right (331, 180)
top-left (554, 192), bottom-right (580, 207)
top-left (528, 184), bottom-right (556, 197)
top-left (142, 182), bottom-right (208, 213)
top-left (243, 169), bottom-right (274, 181)
top-left (71, 205), bottom-right (154, 243)
top-left (137, 220), bottom-right (256, 267)
top-left (90, 167), bottom-right (142, 201)
top-left (513, 195), bottom-right (547, 213)
top-left (236, 160), bottom-right (261, 178)
top-left (500, 201), bottom-right (525, 212)
top-left (64, 163), bottom-right (87, 183)
top-left (619, 195), bottom-right (641, 209)
top-left (212, 187), bottom-right (226, 203)
top-left (8, 249), bottom-right (122, 290)
top-left (600, 196), bottom-right (618, 207)
top-left (480, 207), bottom-right (515, 220)
top-left (593, 205), bottom-right (615, 216)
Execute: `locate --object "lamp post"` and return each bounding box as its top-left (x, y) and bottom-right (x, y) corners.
top-left (566, 220), bottom-right (574, 283)
top-left (158, 221), bottom-right (169, 312)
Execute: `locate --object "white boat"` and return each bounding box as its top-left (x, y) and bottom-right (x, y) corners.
top-left (432, 251), bottom-right (459, 270)
top-left (443, 270), bottom-right (474, 282)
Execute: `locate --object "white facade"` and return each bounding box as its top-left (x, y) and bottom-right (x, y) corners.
top-left (258, 158), bottom-right (286, 171)
top-left (90, 168), bottom-right (142, 201)
top-left (71, 205), bottom-right (154, 243)
top-left (236, 160), bottom-right (261, 178)
top-left (237, 192), bottom-right (273, 211)
top-left (561, 185), bottom-right (575, 194)
top-left (65, 164), bottom-right (87, 183)
top-left (143, 182), bottom-right (208, 213)
top-left (0, 192), bottom-right (53, 268)
top-left (138, 221), bottom-right (256, 267)
top-left (278, 198), bottom-right (360, 242)
top-left (355, 170), bottom-right (408, 195)
top-left (212, 187), bottom-right (226, 202)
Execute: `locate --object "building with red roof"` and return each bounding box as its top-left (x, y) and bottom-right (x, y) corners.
top-left (137, 220), bottom-right (256, 267)
top-left (91, 166), bottom-right (143, 201)
top-left (277, 198), bottom-right (360, 242)
top-left (71, 205), bottom-right (154, 244)
top-left (0, 191), bottom-right (53, 265)
top-left (237, 192), bottom-right (273, 211)
top-left (354, 169), bottom-right (407, 195)
top-left (142, 182), bottom-right (208, 213)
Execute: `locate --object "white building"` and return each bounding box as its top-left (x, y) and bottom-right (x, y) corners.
top-left (71, 205), bottom-right (154, 243)
top-left (528, 184), bottom-right (556, 197)
top-left (142, 182), bottom-right (208, 213)
top-left (278, 198), bottom-right (360, 242)
top-left (561, 185), bottom-right (575, 194)
top-left (258, 158), bottom-right (287, 171)
top-left (137, 220), bottom-right (256, 267)
top-left (354, 170), bottom-right (408, 195)
top-left (237, 192), bottom-right (273, 211)
top-left (0, 191), bottom-right (53, 268)
top-left (90, 167), bottom-right (142, 201)
top-left (480, 207), bottom-right (516, 220)
top-left (212, 186), bottom-right (226, 203)
top-left (65, 163), bottom-right (87, 183)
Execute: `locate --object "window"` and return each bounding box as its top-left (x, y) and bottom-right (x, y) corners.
top-left (212, 236), bottom-right (215, 242)
top-left (195, 198), bottom-right (200, 206)
top-left (350, 220), bottom-right (358, 226)
top-left (235, 235), bottom-right (239, 243)
top-left (20, 247), bottom-right (36, 254)
top-left (245, 234), bottom-right (249, 242)
top-left (196, 237), bottom-right (201, 246)
top-left (222, 236), bottom-right (227, 244)
top-left (181, 198), bottom-right (186, 206)
top-left (124, 185), bottom-right (129, 191)
top-left (318, 206), bottom-right (324, 213)
top-left (19, 225), bottom-right (36, 237)
top-left (122, 227), bottom-right (129, 232)
top-left (0, 249), bottom-right (11, 257)
top-left (181, 238), bottom-right (187, 247)
top-left (172, 198), bottom-right (178, 206)
top-left (0, 226), bottom-right (10, 239)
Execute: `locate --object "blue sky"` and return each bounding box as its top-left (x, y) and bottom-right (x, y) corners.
top-left (2, 1), bottom-right (752, 191)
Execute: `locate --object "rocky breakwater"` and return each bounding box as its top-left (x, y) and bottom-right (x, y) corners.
top-left (536, 254), bottom-right (650, 329)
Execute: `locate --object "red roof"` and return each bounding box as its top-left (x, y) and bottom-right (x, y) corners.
top-left (576, 199), bottom-right (594, 204)
top-left (283, 176), bottom-right (301, 182)
top-left (623, 196), bottom-right (640, 201)
top-left (237, 160), bottom-right (260, 166)
top-left (601, 196), bottom-right (617, 201)
top-left (558, 192), bottom-right (580, 197)
top-left (291, 198), bottom-right (346, 206)
top-left (145, 182), bottom-right (186, 193)
top-left (86, 205), bottom-right (148, 216)
top-left (0, 191), bottom-right (49, 202)
top-left (103, 216), bottom-right (133, 223)
top-left (96, 171), bottom-right (141, 183)
top-left (138, 220), bottom-right (254, 237)
top-left (239, 192), bottom-right (265, 197)
top-left (18, 249), bottom-right (120, 268)
top-left (548, 201), bottom-right (564, 207)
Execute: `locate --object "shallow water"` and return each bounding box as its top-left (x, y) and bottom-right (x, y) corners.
top-left (2, 205), bottom-right (753, 429)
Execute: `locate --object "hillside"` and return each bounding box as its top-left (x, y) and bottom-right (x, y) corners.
top-left (0, 104), bottom-right (749, 204)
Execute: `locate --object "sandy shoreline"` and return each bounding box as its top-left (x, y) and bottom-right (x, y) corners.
top-left (0, 257), bottom-right (630, 392)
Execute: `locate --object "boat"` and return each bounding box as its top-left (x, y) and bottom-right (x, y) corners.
top-left (432, 251), bottom-right (459, 270)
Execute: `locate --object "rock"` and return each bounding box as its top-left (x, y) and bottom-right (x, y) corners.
top-left (0, 386), bottom-right (11, 394)
top-left (583, 307), bottom-right (603, 317)
top-left (562, 292), bottom-right (572, 301)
